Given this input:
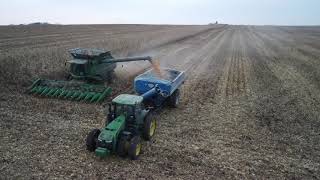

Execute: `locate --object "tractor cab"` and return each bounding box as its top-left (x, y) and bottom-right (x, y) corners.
top-left (108, 94), bottom-right (144, 121)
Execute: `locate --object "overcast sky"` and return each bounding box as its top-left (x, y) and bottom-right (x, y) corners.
top-left (0, 0), bottom-right (319, 25)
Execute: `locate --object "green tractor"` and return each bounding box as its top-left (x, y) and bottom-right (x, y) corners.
top-left (86, 94), bottom-right (156, 159)
top-left (86, 67), bottom-right (186, 159)
top-left (26, 48), bottom-right (152, 103)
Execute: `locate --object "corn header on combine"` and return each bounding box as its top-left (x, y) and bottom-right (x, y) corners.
top-left (27, 79), bottom-right (112, 103)
top-left (26, 48), bottom-right (152, 103)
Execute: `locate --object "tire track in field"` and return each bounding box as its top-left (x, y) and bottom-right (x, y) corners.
top-left (263, 26), bottom-right (320, 50)
top-left (250, 27), bottom-right (320, 106)
top-left (253, 26), bottom-right (320, 67)
top-left (217, 27), bottom-right (250, 101)
top-left (251, 27), bottom-right (320, 90)
top-left (244, 26), bottom-right (320, 133)
top-left (225, 32), bottom-right (238, 97)
top-left (181, 27), bottom-right (228, 74)
top-left (238, 28), bottom-right (251, 96)
top-left (181, 27), bottom-right (234, 105)
top-left (225, 36), bottom-right (242, 97)
top-left (243, 28), bottom-right (320, 173)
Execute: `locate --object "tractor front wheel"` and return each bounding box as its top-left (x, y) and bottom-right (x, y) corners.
top-left (86, 128), bottom-right (101, 152)
top-left (128, 136), bottom-right (142, 160)
top-left (168, 89), bottom-right (180, 108)
top-left (117, 137), bottom-right (127, 157)
top-left (143, 113), bottom-right (157, 141)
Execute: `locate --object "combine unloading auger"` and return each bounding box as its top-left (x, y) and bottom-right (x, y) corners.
top-left (27, 48), bottom-right (152, 103)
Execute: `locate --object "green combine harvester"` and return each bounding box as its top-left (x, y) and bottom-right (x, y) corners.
top-left (26, 48), bottom-right (152, 103)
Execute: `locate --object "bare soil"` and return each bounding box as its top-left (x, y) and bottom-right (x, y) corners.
top-left (0, 24), bottom-right (320, 179)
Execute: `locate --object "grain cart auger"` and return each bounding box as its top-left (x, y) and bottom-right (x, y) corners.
top-left (86, 68), bottom-right (186, 159)
top-left (26, 48), bottom-right (152, 103)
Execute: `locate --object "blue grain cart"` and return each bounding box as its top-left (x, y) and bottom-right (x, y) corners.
top-left (134, 68), bottom-right (186, 108)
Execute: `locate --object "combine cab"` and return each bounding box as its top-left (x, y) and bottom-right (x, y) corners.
top-left (26, 48), bottom-right (152, 103)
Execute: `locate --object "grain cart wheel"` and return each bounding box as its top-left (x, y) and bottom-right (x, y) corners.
top-left (86, 128), bottom-right (101, 152)
top-left (169, 89), bottom-right (180, 108)
top-left (143, 113), bottom-right (157, 140)
top-left (128, 136), bottom-right (142, 160)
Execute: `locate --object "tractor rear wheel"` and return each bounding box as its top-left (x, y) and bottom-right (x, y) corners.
top-left (128, 136), bottom-right (142, 160)
top-left (143, 113), bottom-right (157, 141)
top-left (86, 128), bottom-right (101, 152)
top-left (168, 89), bottom-right (180, 108)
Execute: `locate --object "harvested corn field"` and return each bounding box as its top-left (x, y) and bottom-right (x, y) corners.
top-left (0, 24), bottom-right (320, 179)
